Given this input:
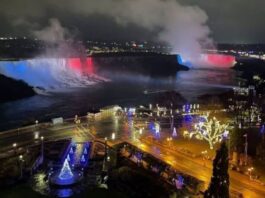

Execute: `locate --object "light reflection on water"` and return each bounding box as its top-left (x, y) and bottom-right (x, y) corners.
top-left (0, 68), bottom-right (237, 131)
top-left (32, 172), bottom-right (50, 195)
top-left (32, 172), bottom-right (74, 197)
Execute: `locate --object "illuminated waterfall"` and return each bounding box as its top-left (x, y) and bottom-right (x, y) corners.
top-left (0, 58), bottom-right (97, 90)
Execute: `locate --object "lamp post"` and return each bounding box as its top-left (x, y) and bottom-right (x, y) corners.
top-left (111, 133), bottom-right (116, 140)
top-left (139, 128), bottom-right (142, 135)
top-left (107, 156), bottom-right (110, 162)
top-left (104, 137), bottom-right (108, 156)
top-left (13, 143), bottom-right (17, 155)
top-left (248, 167), bottom-right (254, 180)
top-left (228, 134), bottom-right (231, 159)
top-left (244, 134), bottom-right (248, 166)
top-left (102, 137), bottom-right (108, 172)
top-left (149, 104), bottom-right (152, 110)
top-left (170, 115), bottom-right (174, 131)
top-left (166, 137), bottom-right (172, 147)
top-left (35, 120), bottom-right (39, 129)
top-left (223, 130), bottom-right (230, 159)
top-left (41, 136), bottom-right (44, 161)
top-left (34, 132), bottom-right (39, 142)
top-left (201, 150), bottom-right (208, 166)
top-left (18, 155), bottom-right (24, 179)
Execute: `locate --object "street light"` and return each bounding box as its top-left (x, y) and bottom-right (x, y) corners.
top-left (35, 120), bottom-right (39, 128)
top-left (13, 143), bottom-right (17, 154)
top-left (248, 167), bottom-right (254, 180)
top-left (41, 136), bottom-right (44, 161)
top-left (201, 150), bottom-right (208, 166)
top-left (244, 134), bottom-right (248, 166)
top-left (103, 136), bottom-right (109, 171)
top-left (225, 131), bottom-right (231, 159)
top-left (149, 104), bottom-right (152, 110)
top-left (104, 137), bottom-right (108, 155)
top-left (18, 155), bottom-right (24, 179)
top-left (170, 115), bottom-right (174, 130)
top-left (111, 133), bottom-right (116, 140)
top-left (166, 137), bottom-right (172, 146)
top-left (139, 128), bottom-right (143, 135)
top-left (34, 131), bottom-right (39, 140)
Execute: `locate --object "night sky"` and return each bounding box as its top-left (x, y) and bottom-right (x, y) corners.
top-left (0, 0), bottom-right (264, 44)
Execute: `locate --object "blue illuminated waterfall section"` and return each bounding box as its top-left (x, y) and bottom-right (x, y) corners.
top-left (0, 58), bottom-right (96, 90)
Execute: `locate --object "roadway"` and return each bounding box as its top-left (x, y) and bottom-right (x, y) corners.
top-left (0, 115), bottom-right (265, 198)
top-left (129, 139), bottom-right (265, 198)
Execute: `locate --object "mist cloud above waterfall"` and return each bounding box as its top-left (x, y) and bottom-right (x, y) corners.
top-left (33, 18), bottom-right (69, 44)
top-left (32, 18), bottom-right (78, 58)
top-left (0, 0), bottom-right (213, 59)
top-left (1, 0), bottom-right (265, 44)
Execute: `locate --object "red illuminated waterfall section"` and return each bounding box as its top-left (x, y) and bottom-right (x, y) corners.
top-left (68, 57), bottom-right (94, 74)
top-left (201, 54), bottom-right (236, 68)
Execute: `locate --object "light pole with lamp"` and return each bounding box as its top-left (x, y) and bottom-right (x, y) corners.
top-left (244, 134), bottom-right (248, 166)
top-left (170, 115), bottom-right (174, 131)
top-left (35, 120), bottom-right (39, 129)
top-left (201, 150), bottom-right (208, 166)
top-left (166, 137), bottom-right (172, 147)
top-left (13, 143), bottom-right (17, 155)
top-left (223, 130), bottom-right (230, 159)
top-left (18, 155), bottom-right (24, 179)
top-left (103, 137), bottom-right (108, 172)
top-left (111, 133), bottom-right (116, 140)
top-left (139, 128), bottom-right (143, 135)
top-left (41, 136), bottom-right (44, 162)
top-left (248, 167), bottom-right (254, 180)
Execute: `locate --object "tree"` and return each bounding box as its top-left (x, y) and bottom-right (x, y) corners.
top-left (190, 116), bottom-right (229, 149)
top-left (59, 159), bottom-right (73, 180)
top-left (205, 141), bottom-right (230, 198)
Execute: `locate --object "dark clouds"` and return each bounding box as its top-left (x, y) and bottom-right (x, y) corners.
top-left (0, 0), bottom-right (264, 43)
top-left (178, 0), bottom-right (265, 43)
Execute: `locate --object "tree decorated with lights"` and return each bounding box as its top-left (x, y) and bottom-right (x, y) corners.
top-left (172, 127), bottom-right (177, 138)
top-left (190, 116), bottom-right (229, 149)
top-left (205, 141), bottom-right (229, 198)
top-left (59, 159), bottom-right (73, 180)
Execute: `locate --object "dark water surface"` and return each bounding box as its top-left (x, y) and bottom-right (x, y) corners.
top-left (0, 68), bottom-right (237, 131)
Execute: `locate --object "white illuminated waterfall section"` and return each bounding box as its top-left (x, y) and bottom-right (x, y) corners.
top-left (0, 58), bottom-right (96, 90)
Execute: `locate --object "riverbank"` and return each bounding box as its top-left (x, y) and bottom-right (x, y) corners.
top-left (0, 74), bottom-right (35, 103)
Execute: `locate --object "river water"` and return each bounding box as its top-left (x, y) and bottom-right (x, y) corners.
top-left (0, 68), bottom-right (237, 131)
